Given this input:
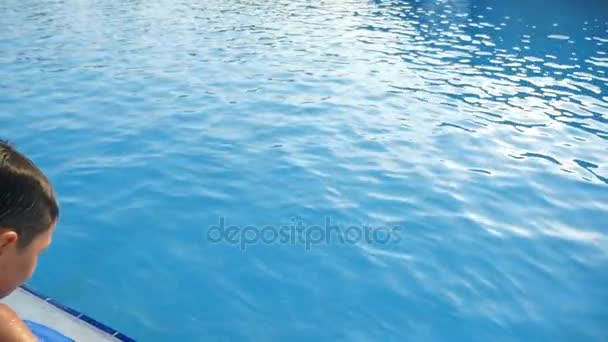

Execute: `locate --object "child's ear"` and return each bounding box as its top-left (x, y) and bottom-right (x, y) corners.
top-left (0, 229), bottom-right (18, 255)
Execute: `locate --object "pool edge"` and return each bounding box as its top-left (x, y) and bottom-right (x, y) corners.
top-left (20, 285), bottom-right (136, 342)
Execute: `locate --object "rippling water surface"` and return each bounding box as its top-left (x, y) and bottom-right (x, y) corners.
top-left (1, 0), bottom-right (607, 340)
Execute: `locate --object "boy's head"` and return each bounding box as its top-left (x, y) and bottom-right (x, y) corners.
top-left (0, 141), bottom-right (58, 298)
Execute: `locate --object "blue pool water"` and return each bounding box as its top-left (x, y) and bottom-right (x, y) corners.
top-left (1, 0), bottom-right (607, 340)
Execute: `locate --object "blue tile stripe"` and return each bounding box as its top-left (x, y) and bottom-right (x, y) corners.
top-left (19, 285), bottom-right (136, 342)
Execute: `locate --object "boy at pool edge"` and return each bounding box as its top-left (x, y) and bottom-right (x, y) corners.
top-left (0, 140), bottom-right (59, 341)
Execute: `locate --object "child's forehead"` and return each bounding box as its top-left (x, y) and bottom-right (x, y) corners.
top-left (34, 222), bottom-right (56, 248)
top-left (46, 222), bottom-right (57, 240)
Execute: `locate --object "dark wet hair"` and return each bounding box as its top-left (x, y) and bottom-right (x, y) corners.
top-left (0, 140), bottom-right (59, 249)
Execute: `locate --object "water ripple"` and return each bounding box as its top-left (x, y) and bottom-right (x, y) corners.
top-left (1, 0), bottom-right (607, 341)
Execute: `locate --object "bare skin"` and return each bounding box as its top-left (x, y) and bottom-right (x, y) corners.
top-left (0, 223), bottom-right (55, 341)
top-left (0, 304), bottom-right (36, 341)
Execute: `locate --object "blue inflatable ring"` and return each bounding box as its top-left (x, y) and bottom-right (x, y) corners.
top-left (24, 320), bottom-right (74, 342)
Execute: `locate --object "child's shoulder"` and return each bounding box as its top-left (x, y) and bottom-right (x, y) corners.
top-left (0, 303), bottom-right (37, 341)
